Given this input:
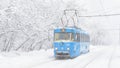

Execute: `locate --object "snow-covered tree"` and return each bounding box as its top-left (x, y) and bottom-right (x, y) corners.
top-left (0, 0), bottom-right (111, 52)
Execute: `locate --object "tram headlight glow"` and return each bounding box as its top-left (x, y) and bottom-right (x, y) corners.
top-left (67, 48), bottom-right (70, 50)
top-left (55, 48), bottom-right (58, 50)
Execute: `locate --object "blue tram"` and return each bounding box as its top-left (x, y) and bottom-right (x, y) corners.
top-left (53, 27), bottom-right (90, 58)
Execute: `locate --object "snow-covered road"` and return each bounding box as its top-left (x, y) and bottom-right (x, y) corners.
top-left (0, 45), bottom-right (120, 68)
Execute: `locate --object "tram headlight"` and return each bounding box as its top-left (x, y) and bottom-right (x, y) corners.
top-left (55, 48), bottom-right (58, 50)
top-left (67, 48), bottom-right (70, 50)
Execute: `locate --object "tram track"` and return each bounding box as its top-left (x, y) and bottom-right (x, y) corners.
top-left (81, 53), bottom-right (104, 68)
top-left (28, 59), bottom-right (56, 68)
top-left (65, 46), bottom-right (113, 68)
top-left (27, 45), bottom-right (115, 68)
top-left (107, 46), bottom-right (116, 68)
top-left (77, 46), bottom-right (116, 68)
top-left (77, 49), bottom-right (107, 68)
top-left (56, 47), bottom-right (109, 68)
top-left (30, 58), bottom-right (70, 68)
top-left (29, 46), bottom-right (101, 68)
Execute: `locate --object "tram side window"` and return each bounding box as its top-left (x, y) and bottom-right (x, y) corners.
top-left (80, 34), bottom-right (84, 42)
top-left (86, 35), bottom-right (90, 42)
top-left (80, 34), bottom-right (89, 42)
top-left (76, 33), bottom-right (80, 42)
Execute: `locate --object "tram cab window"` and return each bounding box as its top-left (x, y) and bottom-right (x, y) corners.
top-left (54, 32), bottom-right (74, 41)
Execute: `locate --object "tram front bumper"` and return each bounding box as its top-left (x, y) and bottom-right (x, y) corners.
top-left (56, 51), bottom-right (70, 57)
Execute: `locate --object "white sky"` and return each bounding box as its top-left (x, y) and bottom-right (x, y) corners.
top-left (89, 0), bottom-right (120, 44)
top-left (87, 0), bottom-right (120, 29)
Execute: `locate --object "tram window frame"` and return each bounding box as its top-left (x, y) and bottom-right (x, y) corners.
top-left (76, 33), bottom-right (80, 42)
top-left (79, 33), bottom-right (89, 42)
top-left (86, 35), bottom-right (90, 42)
top-left (54, 32), bottom-right (74, 41)
top-left (80, 33), bottom-right (84, 42)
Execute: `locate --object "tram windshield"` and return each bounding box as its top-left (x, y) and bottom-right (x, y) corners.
top-left (54, 32), bottom-right (74, 41)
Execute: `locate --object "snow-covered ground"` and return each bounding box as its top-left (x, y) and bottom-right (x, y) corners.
top-left (0, 45), bottom-right (120, 68)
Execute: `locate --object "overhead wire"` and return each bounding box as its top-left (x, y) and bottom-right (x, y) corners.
top-left (78, 0), bottom-right (120, 18)
top-left (79, 13), bottom-right (120, 17)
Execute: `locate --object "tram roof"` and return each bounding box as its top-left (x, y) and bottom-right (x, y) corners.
top-left (54, 27), bottom-right (89, 35)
